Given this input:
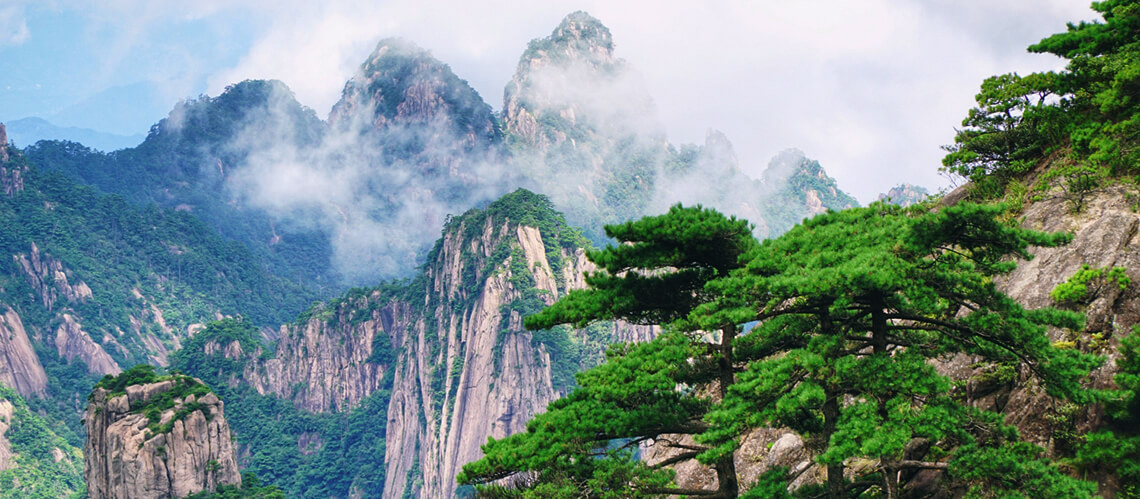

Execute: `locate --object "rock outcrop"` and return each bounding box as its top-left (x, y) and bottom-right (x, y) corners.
top-left (973, 186), bottom-right (1140, 445)
top-left (0, 397), bottom-right (14, 471)
top-left (0, 161), bottom-right (23, 196)
top-left (15, 243), bottom-right (93, 311)
top-left (84, 378), bottom-right (241, 499)
top-left (0, 308), bottom-right (47, 397)
top-left (877, 183), bottom-right (931, 207)
top-left (223, 190), bottom-right (653, 498)
top-left (0, 122), bottom-right (8, 162)
top-left (55, 314), bottom-right (122, 376)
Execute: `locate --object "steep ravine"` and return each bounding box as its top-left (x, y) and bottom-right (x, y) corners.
top-left (205, 190), bottom-right (653, 497)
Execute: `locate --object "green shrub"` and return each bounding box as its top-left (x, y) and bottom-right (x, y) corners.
top-left (1051, 264), bottom-right (1130, 306)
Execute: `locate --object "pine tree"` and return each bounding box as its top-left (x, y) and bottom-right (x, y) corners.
top-left (461, 204), bottom-right (756, 497)
top-left (695, 202), bottom-right (1099, 497)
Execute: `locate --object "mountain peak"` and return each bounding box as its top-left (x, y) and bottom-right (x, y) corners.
top-left (552, 11), bottom-right (614, 52)
top-left (329, 37), bottom-right (498, 148)
top-left (518, 11), bottom-right (615, 67)
top-left (359, 37), bottom-right (430, 76)
top-left (877, 183), bottom-right (931, 207)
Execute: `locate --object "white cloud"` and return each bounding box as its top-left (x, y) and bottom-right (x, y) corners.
top-left (17, 0), bottom-right (1104, 202)
top-left (200, 0), bottom-right (1097, 202)
top-left (0, 6), bottom-right (30, 47)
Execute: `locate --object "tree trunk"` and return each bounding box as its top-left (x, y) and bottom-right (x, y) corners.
top-left (882, 460), bottom-right (900, 499)
top-left (815, 307), bottom-right (845, 499)
top-left (870, 295), bottom-right (900, 498)
top-left (714, 325), bottom-right (739, 498)
top-left (870, 294), bottom-right (887, 355)
top-left (823, 390), bottom-right (844, 499)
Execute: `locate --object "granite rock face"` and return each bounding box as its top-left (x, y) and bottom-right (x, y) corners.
top-left (84, 380), bottom-right (241, 499)
top-left (0, 308), bottom-right (47, 397)
top-left (228, 193), bottom-right (653, 498)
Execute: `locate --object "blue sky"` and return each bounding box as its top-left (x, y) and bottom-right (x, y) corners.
top-left (0, 1), bottom-right (1098, 202)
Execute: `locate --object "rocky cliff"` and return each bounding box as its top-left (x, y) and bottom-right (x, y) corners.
top-left (177, 190), bottom-right (653, 498)
top-left (0, 308), bottom-right (47, 397)
top-left (84, 372), bottom-right (241, 499)
top-left (877, 183), bottom-right (932, 207)
top-left (0, 123), bottom-right (8, 163)
top-left (657, 184), bottom-right (1140, 494)
top-left (378, 196), bottom-right (651, 499)
top-left (0, 384), bottom-right (84, 498)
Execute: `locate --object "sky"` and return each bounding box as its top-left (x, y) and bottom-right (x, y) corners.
top-left (0, 0), bottom-right (1098, 203)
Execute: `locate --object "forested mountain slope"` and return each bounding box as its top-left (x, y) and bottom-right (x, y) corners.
top-left (458, 2), bottom-right (1140, 497)
top-left (165, 190), bottom-right (653, 498)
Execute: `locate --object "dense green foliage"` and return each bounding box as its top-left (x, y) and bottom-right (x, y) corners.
top-left (168, 319), bottom-right (393, 498)
top-left (943, 0), bottom-right (1140, 197)
top-left (22, 344), bottom-right (99, 448)
top-left (1075, 328), bottom-right (1140, 498)
top-left (527, 204), bottom-right (756, 330)
top-left (704, 202), bottom-right (1098, 497)
top-left (0, 384), bottom-right (84, 499)
top-left (182, 472), bottom-right (287, 498)
top-left (1050, 264), bottom-right (1131, 306)
top-left (464, 202), bottom-right (1102, 498)
top-left (23, 79), bottom-right (335, 288)
top-left (464, 205), bottom-right (759, 497)
top-left (0, 149), bottom-right (318, 340)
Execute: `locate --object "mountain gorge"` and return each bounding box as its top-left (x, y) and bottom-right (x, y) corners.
top-left (0, 10), bottom-right (890, 499)
top-left (167, 190), bottom-right (655, 498)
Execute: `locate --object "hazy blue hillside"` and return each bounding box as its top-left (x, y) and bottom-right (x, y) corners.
top-left (3, 117), bottom-right (144, 152)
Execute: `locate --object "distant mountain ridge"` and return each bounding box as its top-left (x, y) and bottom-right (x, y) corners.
top-left (23, 11), bottom-right (858, 289)
top-left (0, 12), bottom-right (861, 498)
top-left (3, 117), bottom-right (144, 152)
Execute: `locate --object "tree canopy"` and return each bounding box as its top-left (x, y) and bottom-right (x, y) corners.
top-left (942, 0), bottom-right (1140, 196)
top-left (461, 201), bottom-right (1102, 498)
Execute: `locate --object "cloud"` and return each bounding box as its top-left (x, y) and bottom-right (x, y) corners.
top-left (0, 6), bottom-right (30, 47)
top-left (10, 1), bottom-right (1104, 205)
top-left (222, 79), bottom-right (513, 283)
top-left (189, 1), bottom-right (1098, 204)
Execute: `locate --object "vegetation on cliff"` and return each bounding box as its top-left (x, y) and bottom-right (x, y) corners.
top-left (0, 146), bottom-right (319, 448)
top-left (167, 318), bottom-right (391, 499)
top-left (462, 2), bottom-right (1140, 497)
top-left (0, 384), bottom-right (84, 499)
top-left (460, 202), bottom-right (1102, 497)
top-left (942, 0), bottom-right (1140, 204)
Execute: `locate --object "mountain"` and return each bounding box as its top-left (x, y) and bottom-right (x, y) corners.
top-left (84, 366), bottom-right (241, 499)
top-left (2, 117), bottom-right (144, 152)
top-left (877, 183), bottom-right (931, 207)
top-left (22, 80), bottom-right (337, 288)
top-left (0, 141), bottom-right (319, 457)
top-left (21, 12), bottom-right (858, 288)
top-left (169, 189), bottom-right (653, 498)
top-left (0, 10), bottom-right (867, 498)
top-left (502, 11), bottom-right (856, 243)
top-left (0, 384), bottom-right (84, 498)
